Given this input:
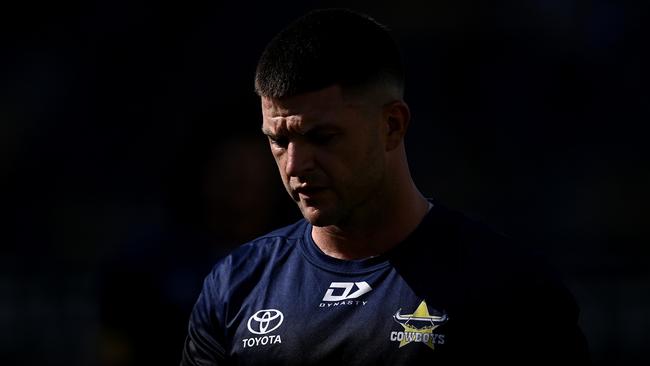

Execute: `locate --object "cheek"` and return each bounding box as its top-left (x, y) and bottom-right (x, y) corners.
top-left (346, 137), bottom-right (385, 185)
top-left (272, 156), bottom-right (299, 200)
top-left (316, 150), bottom-right (359, 189)
top-left (342, 134), bottom-right (378, 167)
top-left (271, 154), bottom-right (286, 177)
top-left (272, 153), bottom-right (282, 168)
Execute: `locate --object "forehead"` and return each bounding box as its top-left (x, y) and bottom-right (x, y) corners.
top-left (261, 85), bottom-right (352, 129)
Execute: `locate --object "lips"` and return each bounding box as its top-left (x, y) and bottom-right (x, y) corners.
top-left (293, 186), bottom-right (327, 199)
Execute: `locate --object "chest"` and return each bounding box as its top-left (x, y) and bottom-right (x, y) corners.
top-left (225, 266), bottom-right (454, 364)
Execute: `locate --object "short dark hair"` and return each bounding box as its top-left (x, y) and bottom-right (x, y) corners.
top-left (254, 8), bottom-right (404, 99)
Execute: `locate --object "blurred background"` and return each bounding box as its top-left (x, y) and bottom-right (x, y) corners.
top-left (1, 0), bottom-right (648, 365)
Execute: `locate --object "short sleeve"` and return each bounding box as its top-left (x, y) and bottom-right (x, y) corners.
top-left (180, 268), bottom-right (228, 366)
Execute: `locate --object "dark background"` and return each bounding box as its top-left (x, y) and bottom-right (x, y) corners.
top-left (2, 0), bottom-right (648, 365)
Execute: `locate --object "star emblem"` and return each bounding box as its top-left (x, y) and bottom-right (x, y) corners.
top-left (393, 300), bottom-right (448, 349)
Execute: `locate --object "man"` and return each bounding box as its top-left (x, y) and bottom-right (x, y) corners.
top-left (181, 8), bottom-right (590, 365)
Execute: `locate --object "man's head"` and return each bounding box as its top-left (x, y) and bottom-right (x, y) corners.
top-left (255, 8), bottom-right (404, 100)
top-left (256, 9), bottom-right (411, 227)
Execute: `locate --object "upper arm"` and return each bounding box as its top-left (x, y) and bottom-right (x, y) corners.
top-left (180, 269), bottom-right (228, 366)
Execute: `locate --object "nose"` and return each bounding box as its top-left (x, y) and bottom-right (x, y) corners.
top-left (285, 141), bottom-right (314, 178)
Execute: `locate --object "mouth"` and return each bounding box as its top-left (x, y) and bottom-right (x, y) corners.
top-left (293, 186), bottom-right (327, 200)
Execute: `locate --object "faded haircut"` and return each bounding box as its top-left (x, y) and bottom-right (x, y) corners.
top-left (254, 8), bottom-right (404, 99)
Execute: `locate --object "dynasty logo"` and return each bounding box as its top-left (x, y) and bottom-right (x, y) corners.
top-left (390, 300), bottom-right (448, 350)
top-left (319, 281), bottom-right (372, 308)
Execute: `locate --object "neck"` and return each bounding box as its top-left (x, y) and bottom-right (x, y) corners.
top-left (311, 154), bottom-right (429, 260)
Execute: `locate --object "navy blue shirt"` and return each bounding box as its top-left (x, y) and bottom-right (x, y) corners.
top-left (181, 202), bottom-right (590, 365)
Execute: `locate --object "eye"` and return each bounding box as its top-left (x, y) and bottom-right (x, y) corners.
top-left (308, 132), bottom-right (338, 145)
top-left (268, 135), bottom-right (289, 149)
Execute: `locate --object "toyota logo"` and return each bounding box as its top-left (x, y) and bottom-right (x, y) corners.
top-left (247, 309), bottom-right (284, 335)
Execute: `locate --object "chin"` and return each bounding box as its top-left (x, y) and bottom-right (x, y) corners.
top-left (300, 203), bottom-right (338, 227)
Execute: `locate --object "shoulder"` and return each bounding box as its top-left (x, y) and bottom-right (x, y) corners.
top-left (203, 219), bottom-right (308, 291)
top-left (424, 202), bottom-right (586, 348)
top-left (226, 219), bottom-right (306, 266)
top-left (416, 200), bottom-right (573, 303)
top-left (424, 200), bottom-right (540, 267)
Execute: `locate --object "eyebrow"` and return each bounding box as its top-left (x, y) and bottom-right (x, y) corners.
top-left (261, 124), bottom-right (340, 139)
top-left (261, 127), bottom-right (282, 139)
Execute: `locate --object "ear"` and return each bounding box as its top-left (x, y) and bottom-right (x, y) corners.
top-left (382, 100), bottom-right (410, 152)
